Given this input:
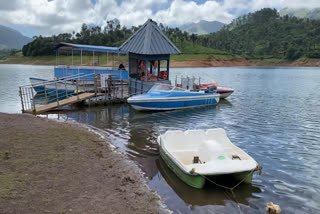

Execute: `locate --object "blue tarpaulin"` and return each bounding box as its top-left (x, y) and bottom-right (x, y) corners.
top-left (56, 42), bottom-right (128, 54)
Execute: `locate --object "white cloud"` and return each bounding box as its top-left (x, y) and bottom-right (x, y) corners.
top-left (154, 0), bottom-right (234, 25)
top-left (0, 0), bottom-right (319, 36)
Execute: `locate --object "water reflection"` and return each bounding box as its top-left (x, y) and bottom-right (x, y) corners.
top-left (156, 158), bottom-right (261, 206)
top-left (8, 66), bottom-right (320, 214)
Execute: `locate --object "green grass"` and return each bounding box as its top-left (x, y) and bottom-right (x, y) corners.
top-left (172, 41), bottom-right (240, 61)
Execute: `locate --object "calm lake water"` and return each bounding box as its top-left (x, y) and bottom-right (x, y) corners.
top-left (1, 64), bottom-right (320, 213)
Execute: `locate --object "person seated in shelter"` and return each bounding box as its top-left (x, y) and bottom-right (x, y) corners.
top-left (118, 63), bottom-right (125, 70)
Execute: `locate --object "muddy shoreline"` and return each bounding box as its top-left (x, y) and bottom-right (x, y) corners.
top-left (1, 58), bottom-right (320, 67)
top-left (0, 113), bottom-right (169, 214)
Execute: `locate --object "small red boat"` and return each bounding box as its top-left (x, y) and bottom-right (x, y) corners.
top-left (199, 83), bottom-right (234, 99)
top-left (176, 82), bottom-right (234, 99)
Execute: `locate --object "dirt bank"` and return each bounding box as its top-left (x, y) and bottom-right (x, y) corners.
top-left (171, 58), bottom-right (320, 67)
top-left (0, 113), bottom-right (168, 214)
top-left (171, 58), bottom-right (253, 67)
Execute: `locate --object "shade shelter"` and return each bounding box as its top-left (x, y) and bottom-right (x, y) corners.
top-left (54, 42), bottom-right (128, 80)
top-left (119, 19), bottom-right (181, 94)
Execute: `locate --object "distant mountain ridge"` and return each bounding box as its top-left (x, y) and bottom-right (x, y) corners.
top-left (180, 20), bottom-right (225, 35)
top-left (0, 25), bottom-right (32, 49)
top-left (279, 7), bottom-right (320, 20)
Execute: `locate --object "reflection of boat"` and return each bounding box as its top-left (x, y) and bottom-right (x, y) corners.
top-left (156, 158), bottom-right (261, 206)
top-left (127, 83), bottom-right (220, 111)
top-left (157, 128), bottom-right (259, 189)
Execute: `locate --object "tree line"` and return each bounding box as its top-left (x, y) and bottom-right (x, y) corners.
top-left (22, 8), bottom-right (320, 60)
top-left (196, 8), bottom-right (320, 60)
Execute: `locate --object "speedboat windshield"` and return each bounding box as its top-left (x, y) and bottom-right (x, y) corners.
top-left (150, 83), bottom-right (173, 91)
top-left (149, 83), bottom-right (186, 92)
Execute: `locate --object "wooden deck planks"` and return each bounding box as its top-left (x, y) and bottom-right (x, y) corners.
top-left (24, 93), bottom-right (95, 114)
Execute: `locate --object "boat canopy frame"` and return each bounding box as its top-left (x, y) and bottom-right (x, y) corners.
top-left (55, 42), bottom-right (128, 68)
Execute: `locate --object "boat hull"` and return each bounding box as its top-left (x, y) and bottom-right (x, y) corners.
top-left (128, 95), bottom-right (220, 111)
top-left (160, 148), bottom-right (253, 189)
top-left (160, 147), bottom-right (206, 189)
top-left (218, 90), bottom-right (233, 99)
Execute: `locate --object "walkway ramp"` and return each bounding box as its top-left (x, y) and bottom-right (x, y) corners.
top-left (23, 93), bottom-right (95, 114)
top-left (19, 73), bottom-right (128, 114)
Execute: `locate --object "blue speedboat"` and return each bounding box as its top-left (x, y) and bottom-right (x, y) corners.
top-left (127, 83), bottom-right (220, 111)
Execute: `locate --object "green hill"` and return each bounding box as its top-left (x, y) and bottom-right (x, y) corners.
top-left (172, 41), bottom-right (239, 61)
top-left (0, 25), bottom-right (32, 50)
top-left (180, 20), bottom-right (225, 35)
top-left (199, 8), bottom-right (320, 60)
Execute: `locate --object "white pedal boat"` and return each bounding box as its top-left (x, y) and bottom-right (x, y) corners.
top-left (157, 128), bottom-right (259, 188)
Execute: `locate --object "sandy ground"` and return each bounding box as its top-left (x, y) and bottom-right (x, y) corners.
top-left (0, 113), bottom-right (168, 214)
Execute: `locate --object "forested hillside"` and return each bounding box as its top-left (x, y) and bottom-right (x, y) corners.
top-left (22, 20), bottom-right (229, 58)
top-left (197, 8), bottom-right (320, 60)
top-left (22, 9), bottom-right (320, 61)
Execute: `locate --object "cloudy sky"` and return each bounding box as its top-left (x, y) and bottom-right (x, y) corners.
top-left (0, 0), bottom-right (319, 37)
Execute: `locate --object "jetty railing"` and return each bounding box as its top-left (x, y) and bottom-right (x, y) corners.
top-left (128, 78), bottom-right (171, 96)
top-left (19, 73), bottom-right (129, 114)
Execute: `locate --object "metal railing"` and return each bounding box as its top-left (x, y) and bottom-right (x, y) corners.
top-left (19, 73), bottom-right (129, 113)
top-left (129, 77), bottom-right (171, 96)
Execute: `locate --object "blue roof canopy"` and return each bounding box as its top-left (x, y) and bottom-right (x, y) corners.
top-left (56, 42), bottom-right (128, 54)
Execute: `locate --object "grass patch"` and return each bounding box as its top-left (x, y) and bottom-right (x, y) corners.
top-left (3, 151), bottom-right (10, 160)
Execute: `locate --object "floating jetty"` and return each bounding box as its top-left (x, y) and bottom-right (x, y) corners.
top-left (19, 19), bottom-right (181, 114)
top-left (19, 73), bottom-right (128, 114)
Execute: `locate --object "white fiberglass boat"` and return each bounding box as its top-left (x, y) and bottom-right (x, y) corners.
top-left (157, 128), bottom-right (259, 188)
top-left (127, 83), bottom-right (220, 111)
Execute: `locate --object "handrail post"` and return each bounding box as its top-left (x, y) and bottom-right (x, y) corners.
top-left (31, 88), bottom-right (36, 113)
top-left (19, 87), bottom-right (24, 113)
top-left (44, 84), bottom-right (48, 103)
top-left (94, 74), bottom-right (97, 96)
top-left (76, 80), bottom-right (79, 100)
top-left (55, 81), bottom-right (60, 106)
top-left (65, 80), bottom-right (68, 98)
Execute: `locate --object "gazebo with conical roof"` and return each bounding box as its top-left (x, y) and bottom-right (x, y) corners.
top-left (119, 19), bottom-right (181, 95)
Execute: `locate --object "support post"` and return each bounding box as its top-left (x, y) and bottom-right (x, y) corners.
top-left (19, 87), bottom-right (24, 113)
top-left (81, 49), bottom-right (83, 65)
top-left (94, 74), bottom-right (97, 96)
top-left (72, 48), bottom-right (74, 65)
top-left (112, 54), bottom-right (114, 69)
top-left (65, 80), bottom-right (68, 98)
top-left (31, 88), bottom-right (35, 113)
top-left (44, 85), bottom-right (47, 103)
top-left (76, 80), bottom-right (79, 101)
top-left (145, 60), bottom-right (148, 82)
top-left (93, 51), bottom-right (95, 66)
top-left (55, 82), bottom-right (60, 106)
top-left (166, 59), bottom-right (170, 80)
top-left (157, 60), bottom-right (160, 80)
top-left (58, 49), bottom-right (60, 65)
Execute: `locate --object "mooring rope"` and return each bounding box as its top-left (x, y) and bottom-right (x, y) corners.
top-left (191, 164), bottom-right (263, 192)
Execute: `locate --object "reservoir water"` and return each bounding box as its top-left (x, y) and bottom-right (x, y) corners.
top-left (1, 64), bottom-right (319, 213)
